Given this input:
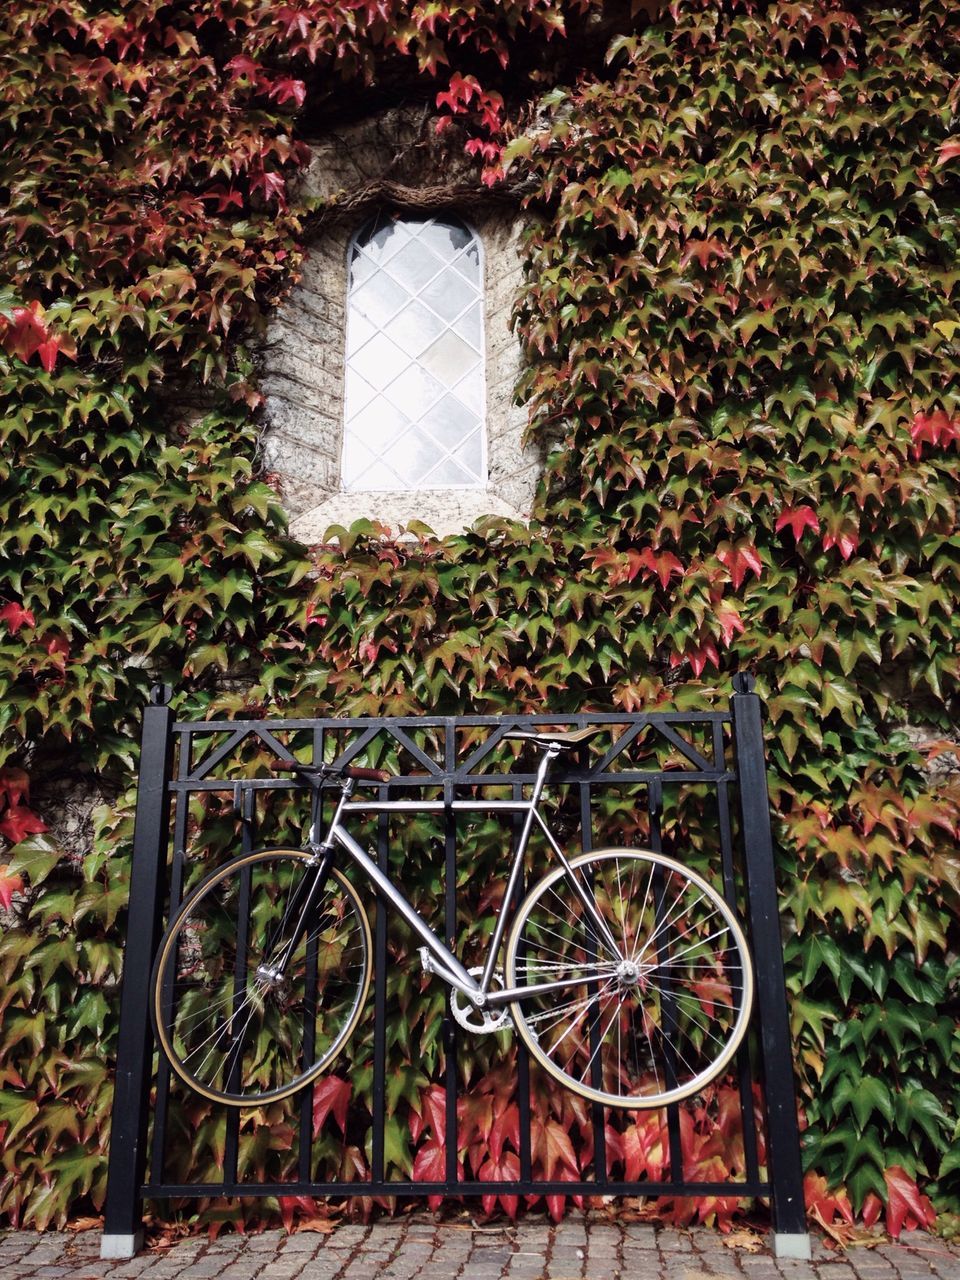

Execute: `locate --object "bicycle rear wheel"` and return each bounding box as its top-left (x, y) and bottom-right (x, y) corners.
top-left (152, 849), bottom-right (371, 1106)
top-left (505, 849), bottom-right (753, 1109)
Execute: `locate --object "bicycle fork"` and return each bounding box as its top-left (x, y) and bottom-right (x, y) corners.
top-left (257, 779), bottom-right (354, 984)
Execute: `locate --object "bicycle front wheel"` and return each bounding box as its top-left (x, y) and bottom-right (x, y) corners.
top-left (505, 849), bottom-right (753, 1109)
top-left (152, 849), bottom-right (371, 1107)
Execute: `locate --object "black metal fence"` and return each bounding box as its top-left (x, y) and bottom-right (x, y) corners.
top-left (102, 675), bottom-right (806, 1251)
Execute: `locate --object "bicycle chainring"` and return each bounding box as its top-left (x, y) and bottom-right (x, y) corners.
top-left (449, 967), bottom-right (512, 1035)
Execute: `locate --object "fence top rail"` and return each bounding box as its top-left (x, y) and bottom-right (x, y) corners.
top-left (171, 710), bottom-right (733, 733)
top-left (167, 770), bottom-right (737, 792)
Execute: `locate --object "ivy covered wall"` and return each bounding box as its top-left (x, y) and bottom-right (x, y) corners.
top-left (0, 0), bottom-right (958, 1238)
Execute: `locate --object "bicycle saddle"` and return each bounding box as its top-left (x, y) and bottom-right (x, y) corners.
top-left (268, 759), bottom-right (391, 784)
top-left (502, 725), bottom-right (608, 750)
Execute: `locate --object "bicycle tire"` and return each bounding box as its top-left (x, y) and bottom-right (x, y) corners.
top-left (152, 849), bottom-right (371, 1107)
top-left (505, 848), bottom-right (754, 1109)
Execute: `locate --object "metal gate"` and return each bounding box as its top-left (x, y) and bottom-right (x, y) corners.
top-left (101, 675), bottom-right (809, 1258)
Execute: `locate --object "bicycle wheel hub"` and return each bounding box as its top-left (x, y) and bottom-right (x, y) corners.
top-left (615, 958), bottom-right (642, 985)
top-left (255, 963), bottom-right (286, 988)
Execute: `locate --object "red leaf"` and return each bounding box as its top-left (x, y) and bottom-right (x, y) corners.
top-left (312, 1076), bottom-right (351, 1138)
top-left (4, 303), bottom-right (47, 363)
top-left (489, 1102), bottom-right (519, 1163)
top-left (0, 804), bottom-right (47, 845)
top-left (304, 601), bottom-right (327, 628)
top-left (249, 169), bottom-right (287, 206)
top-left (419, 1085), bottom-right (450, 1146)
top-left (36, 336), bottom-right (62, 372)
top-left (821, 520), bottom-right (859, 561)
top-left (0, 603), bottom-right (35, 634)
top-left (636, 547), bottom-right (684, 590)
top-left (937, 138), bottom-right (960, 165)
top-left (861, 1191), bottom-right (883, 1228)
top-left (0, 865), bottom-right (24, 911)
top-left (270, 77), bottom-right (306, 108)
top-left (681, 237), bottom-right (730, 269)
top-left (716, 542), bottom-right (763, 589)
top-left (669, 638), bottom-right (720, 677)
top-left (910, 409), bottom-right (960, 455)
top-left (277, 1194), bottom-right (317, 1232)
top-left (412, 1138), bottom-right (461, 1209)
top-left (804, 1171), bottom-right (853, 1226)
top-left (714, 603), bottom-right (745, 648)
top-left (692, 971), bottom-right (733, 1020)
top-left (45, 635), bottom-right (70, 670)
top-left (436, 72), bottom-right (480, 113)
top-left (775, 506), bottom-right (820, 541)
top-left (883, 1166), bottom-right (936, 1238)
top-left (225, 54), bottom-right (260, 78)
top-left (0, 768), bottom-right (30, 808)
top-left (530, 1116), bottom-right (577, 1181)
top-left (477, 1149), bottom-right (520, 1218)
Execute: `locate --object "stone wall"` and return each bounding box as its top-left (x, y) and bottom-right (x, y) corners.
top-left (260, 109), bottom-right (541, 540)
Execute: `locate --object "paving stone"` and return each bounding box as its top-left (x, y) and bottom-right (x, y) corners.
top-left (1, 1220), bottom-right (960, 1280)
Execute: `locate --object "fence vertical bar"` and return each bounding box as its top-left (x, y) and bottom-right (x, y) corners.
top-left (578, 773), bottom-right (607, 1186)
top-left (730, 674), bottom-right (810, 1260)
top-left (371, 794), bottom-right (389, 1187)
top-left (102, 687), bottom-right (175, 1259)
top-left (443, 724), bottom-right (459, 1186)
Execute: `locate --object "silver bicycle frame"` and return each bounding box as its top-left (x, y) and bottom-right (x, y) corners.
top-left (323, 748), bottom-right (623, 1009)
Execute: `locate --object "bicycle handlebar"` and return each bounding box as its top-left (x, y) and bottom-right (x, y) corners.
top-left (267, 759), bottom-right (392, 784)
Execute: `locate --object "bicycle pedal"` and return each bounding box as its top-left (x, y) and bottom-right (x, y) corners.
top-left (419, 946), bottom-right (435, 975)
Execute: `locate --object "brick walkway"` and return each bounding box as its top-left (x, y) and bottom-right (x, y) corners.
top-left (2, 1219), bottom-right (958, 1280)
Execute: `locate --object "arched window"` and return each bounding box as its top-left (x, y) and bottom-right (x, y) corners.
top-left (341, 215), bottom-right (486, 491)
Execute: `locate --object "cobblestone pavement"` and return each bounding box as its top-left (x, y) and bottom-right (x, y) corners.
top-left (1, 1219), bottom-right (958, 1280)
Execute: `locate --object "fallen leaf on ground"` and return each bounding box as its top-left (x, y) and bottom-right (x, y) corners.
top-left (293, 1218), bottom-right (338, 1234)
top-left (722, 1228), bottom-right (764, 1252)
top-left (811, 1214), bottom-right (884, 1250)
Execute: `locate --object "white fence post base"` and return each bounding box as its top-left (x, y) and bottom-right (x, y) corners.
top-left (100, 1231), bottom-right (144, 1260)
top-left (773, 1232), bottom-right (812, 1260)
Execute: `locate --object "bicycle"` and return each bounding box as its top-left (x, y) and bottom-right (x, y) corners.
top-left (151, 726), bottom-right (754, 1111)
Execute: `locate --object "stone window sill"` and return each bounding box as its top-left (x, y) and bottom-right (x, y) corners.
top-left (289, 487), bottom-right (531, 542)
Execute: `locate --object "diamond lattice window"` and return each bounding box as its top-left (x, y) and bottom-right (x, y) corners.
top-left (341, 215), bottom-right (486, 491)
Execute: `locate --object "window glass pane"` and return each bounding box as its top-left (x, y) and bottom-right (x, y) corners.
top-left (384, 300), bottom-right (445, 359)
top-left (348, 331), bottom-right (408, 392)
top-left (350, 273), bottom-right (408, 327)
top-left (420, 331), bottom-right (479, 388)
top-left (452, 302), bottom-right (482, 347)
top-left (341, 215), bottom-right (486, 492)
top-left (385, 239), bottom-right (448, 293)
top-left (420, 271), bottom-right (475, 325)
top-left (421, 396), bottom-right (478, 450)
top-left (422, 455), bottom-right (478, 486)
top-left (419, 221), bottom-right (472, 258)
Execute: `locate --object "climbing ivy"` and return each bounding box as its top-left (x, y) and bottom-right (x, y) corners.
top-left (0, 0), bottom-right (958, 1240)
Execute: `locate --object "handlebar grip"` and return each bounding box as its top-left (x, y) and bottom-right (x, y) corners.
top-left (344, 766), bottom-right (392, 783)
top-left (267, 759), bottom-right (391, 783)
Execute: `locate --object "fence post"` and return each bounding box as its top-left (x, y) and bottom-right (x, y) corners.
top-left (101, 687), bottom-right (174, 1260)
top-left (730, 673), bottom-right (810, 1261)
